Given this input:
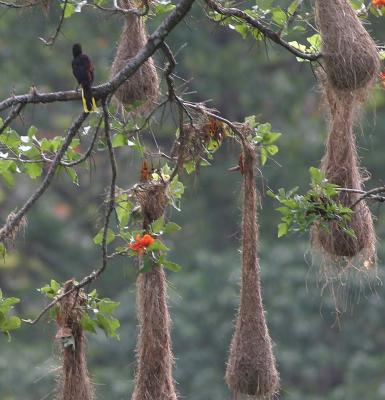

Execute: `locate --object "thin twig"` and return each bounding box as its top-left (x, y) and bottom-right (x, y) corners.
top-left (100, 100), bottom-right (117, 276)
top-left (39, 0), bottom-right (68, 45)
top-left (0, 103), bottom-right (25, 135)
top-left (350, 186), bottom-right (385, 209)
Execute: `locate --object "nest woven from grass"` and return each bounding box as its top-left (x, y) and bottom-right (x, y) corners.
top-left (225, 143), bottom-right (279, 398)
top-left (315, 0), bottom-right (380, 91)
top-left (311, 65), bottom-right (376, 266)
top-left (55, 280), bottom-right (93, 400)
top-left (132, 182), bottom-right (178, 400)
top-left (110, 1), bottom-right (159, 113)
top-left (311, 81), bottom-right (376, 261)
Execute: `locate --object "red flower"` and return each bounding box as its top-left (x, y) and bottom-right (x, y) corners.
top-left (129, 234), bottom-right (155, 255)
top-left (372, 0), bottom-right (385, 7)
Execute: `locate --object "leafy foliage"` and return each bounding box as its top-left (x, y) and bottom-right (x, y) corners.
top-left (0, 290), bottom-right (21, 340)
top-left (268, 167), bottom-right (354, 238)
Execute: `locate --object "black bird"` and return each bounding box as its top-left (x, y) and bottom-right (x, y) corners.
top-left (72, 43), bottom-right (97, 113)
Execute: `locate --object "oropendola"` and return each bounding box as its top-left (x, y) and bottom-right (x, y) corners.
top-left (72, 43), bottom-right (97, 113)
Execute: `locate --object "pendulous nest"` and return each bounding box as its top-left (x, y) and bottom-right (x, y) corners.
top-left (55, 280), bottom-right (93, 400)
top-left (311, 0), bottom-right (378, 268)
top-left (110, 0), bottom-right (159, 113)
top-left (225, 142), bottom-right (279, 398)
top-left (131, 182), bottom-right (178, 400)
top-left (315, 0), bottom-right (380, 92)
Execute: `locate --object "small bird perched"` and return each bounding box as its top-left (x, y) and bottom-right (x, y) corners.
top-left (71, 43), bottom-right (97, 113)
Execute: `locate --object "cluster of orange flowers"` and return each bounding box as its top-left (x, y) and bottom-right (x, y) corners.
top-left (129, 234), bottom-right (155, 255)
top-left (372, 0), bottom-right (385, 7)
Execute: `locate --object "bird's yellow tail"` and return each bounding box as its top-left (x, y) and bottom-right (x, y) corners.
top-left (81, 89), bottom-right (97, 113)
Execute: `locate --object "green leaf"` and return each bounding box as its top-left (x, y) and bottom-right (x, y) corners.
top-left (116, 196), bottom-right (133, 228)
top-left (154, 0), bottom-right (176, 14)
top-left (65, 167), bottom-right (79, 185)
top-left (81, 313), bottom-right (97, 333)
top-left (1, 316), bottom-right (21, 332)
top-left (139, 255), bottom-right (154, 273)
top-left (278, 223), bottom-right (288, 238)
top-left (98, 299), bottom-right (120, 314)
top-left (63, 2), bottom-right (76, 18)
top-left (271, 8), bottom-right (287, 26)
top-left (27, 126), bottom-right (38, 138)
top-left (164, 222), bottom-right (181, 234)
top-left (307, 34), bottom-right (321, 51)
top-left (96, 314), bottom-right (120, 338)
top-left (24, 163), bottom-right (43, 179)
top-left (162, 260), bottom-right (182, 272)
top-left (112, 133), bottom-right (127, 148)
top-left (151, 216), bottom-right (165, 234)
top-left (147, 240), bottom-right (169, 252)
top-left (93, 228), bottom-right (115, 245)
top-left (260, 147), bottom-right (267, 165)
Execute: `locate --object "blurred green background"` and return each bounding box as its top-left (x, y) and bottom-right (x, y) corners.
top-left (1, 2), bottom-right (385, 399)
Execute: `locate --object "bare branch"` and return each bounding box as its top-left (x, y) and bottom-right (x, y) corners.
top-left (100, 100), bottom-right (117, 276)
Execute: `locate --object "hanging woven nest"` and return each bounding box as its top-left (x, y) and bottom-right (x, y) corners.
top-left (311, 0), bottom-right (378, 266)
top-left (315, 0), bottom-right (380, 92)
top-left (311, 78), bottom-right (376, 262)
top-left (131, 182), bottom-right (178, 400)
top-left (225, 143), bottom-right (279, 398)
top-left (110, 0), bottom-right (159, 113)
top-left (54, 280), bottom-right (94, 400)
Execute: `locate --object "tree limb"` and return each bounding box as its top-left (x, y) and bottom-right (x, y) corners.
top-left (205, 0), bottom-right (321, 62)
top-left (0, 0), bottom-right (197, 112)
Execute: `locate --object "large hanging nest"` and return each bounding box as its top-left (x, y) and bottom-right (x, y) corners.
top-left (315, 0), bottom-right (380, 91)
top-left (110, 0), bottom-right (159, 113)
top-left (131, 182), bottom-right (178, 400)
top-left (55, 280), bottom-right (94, 400)
top-left (311, 79), bottom-right (376, 263)
top-left (311, 0), bottom-right (379, 267)
top-left (225, 143), bottom-right (279, 398)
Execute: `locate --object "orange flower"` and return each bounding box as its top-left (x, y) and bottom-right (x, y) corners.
top-left (373, 0), bottom-right (385, 7)
top-left (129, 234), bottom-right (155, 255)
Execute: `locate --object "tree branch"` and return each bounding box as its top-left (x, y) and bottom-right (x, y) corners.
top-left (205, 0), bottom-right (321, 62)
top-left (0, 112), bottom-right (88, 242)
top-left (0, 0), bottom-right (197, 112)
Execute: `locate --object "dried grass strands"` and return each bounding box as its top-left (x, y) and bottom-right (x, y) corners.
top-left (225, 144), bottom-right (279, 398)
top-left (311, 81), bottom-right (376, 262)
top-left (55, 280), bottom-right (93, 400)
top-left (132, 183), bottom-right (177, 400)
top-left (110, 1), bottom-right (159, 113)
top-left (315, 0), bottom-right (380, 91)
